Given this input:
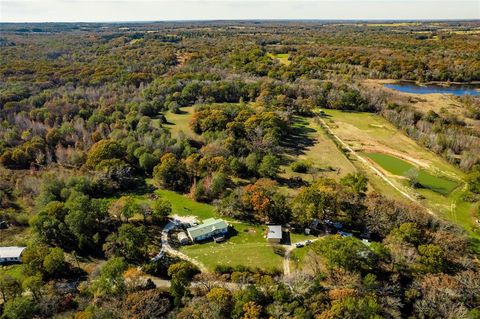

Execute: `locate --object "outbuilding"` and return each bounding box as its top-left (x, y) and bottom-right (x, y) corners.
top-left (0, 246), bottom-right (26, 264)
top-left (266, 225), bottom-right (283, 244)
top-left (176, 231), bottom-right (190, 245)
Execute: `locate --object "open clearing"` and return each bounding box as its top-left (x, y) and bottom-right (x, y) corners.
top-left (180, 222), bottom-right (284, 272)
top-left (363, 152), bottom-right (459, 195)
top-left (163, 106), bottom-right (200, 140)
top-left (280, 116), bottom-right (356, 182)
top-left (322, 109), bottom-right (465, 179)
top-left (322, 109), bottom-right (478, 247)
top-left (148, 190), bottom-right (284, 271)
top-left (267, 53), bottom-right (291, 65)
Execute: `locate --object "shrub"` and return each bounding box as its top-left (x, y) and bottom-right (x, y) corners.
top-left (291, 160), bottom-right (312, 173)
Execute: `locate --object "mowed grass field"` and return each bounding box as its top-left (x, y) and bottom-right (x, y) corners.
top-left (322, 109), bottom-right (478, 248)
top-left (364, 152), bottom-right (459, 195)
top-left (280, 116), bottom-right (356, 183)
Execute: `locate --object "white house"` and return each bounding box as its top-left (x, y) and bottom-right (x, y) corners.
top-left (187, 218), bottom-right (229, 242)
top-left (0, 247), bottom-right (27, 264)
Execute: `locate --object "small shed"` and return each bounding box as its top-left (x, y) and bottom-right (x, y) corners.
top-left (267, 225), bottom-right (283, 244)
top-left (177, 232), bottom-right (190, 245)
top-left (0, 247), bottom-right (26, 264)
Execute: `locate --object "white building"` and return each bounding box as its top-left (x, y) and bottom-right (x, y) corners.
top-left (187, 218), bottom-right (229, 242)
top-left (266, 225), bottom-right (283, 244)
top-left (176, 231), bottom-right (190, 245)
top-left (0, 246), bottom-right (27, 264)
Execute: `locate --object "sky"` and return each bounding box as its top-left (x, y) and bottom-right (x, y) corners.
top-left (1, 0), bottom-right (479, 23)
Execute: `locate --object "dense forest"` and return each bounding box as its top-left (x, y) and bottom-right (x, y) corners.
top-left (0, 21), bottom-right (479, 319)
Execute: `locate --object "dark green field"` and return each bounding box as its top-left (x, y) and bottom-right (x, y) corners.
top-left (364, 152), bottom-right (459, 195)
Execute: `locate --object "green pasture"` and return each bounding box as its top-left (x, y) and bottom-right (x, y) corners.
top-left (364, 152), bottom-right (459, 195)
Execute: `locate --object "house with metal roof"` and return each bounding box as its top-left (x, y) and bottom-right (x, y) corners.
top-left (187, 218), bottom-right (228, 242)
top-left (0, 246), bottom-right (27, 264)
top-left (266, 225), bottom-right (282, 243)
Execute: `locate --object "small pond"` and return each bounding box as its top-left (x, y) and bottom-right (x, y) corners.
top-left (384, 82), bottom-right (479, 96)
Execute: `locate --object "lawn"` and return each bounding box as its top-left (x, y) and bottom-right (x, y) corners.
top-left (290, 245), bottom-right (315, 272)
top-left (290, 232), bottom-right (317, 244)
top-left (148, 189), bottom-right (284, 271)
top-left (180, 223), bottom-right (284, 271)
top-left (364, 152), bottom-right (459, 195)
top-left (154, 189), bottom-right (217, 220)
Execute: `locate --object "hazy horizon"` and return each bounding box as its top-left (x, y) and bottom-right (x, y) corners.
top-left (1, 0), bottom-right (479, 23)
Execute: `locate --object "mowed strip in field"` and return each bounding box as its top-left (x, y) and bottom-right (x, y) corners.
top-left (280, 116), bottom-right (356, 183)
top-left (321, 109), bottom-right (478, 242)
top-left (363, 152), bottom-right (459, 195)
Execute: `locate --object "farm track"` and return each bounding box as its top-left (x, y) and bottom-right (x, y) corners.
top-left (154, 220), bottom-right (208, 273)
top-left (317, 116), bottom-right (435, 216)
top-left (283, 238), bottom-right (321, 276)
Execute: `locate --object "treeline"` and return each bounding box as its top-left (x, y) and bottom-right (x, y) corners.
top-left (382, 104), bottom-right (480, 171)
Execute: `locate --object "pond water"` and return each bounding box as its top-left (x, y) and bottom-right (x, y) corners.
top-left (384, 82), bottom-right (480, 96)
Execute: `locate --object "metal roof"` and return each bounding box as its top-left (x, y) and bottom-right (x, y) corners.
top-left (187, 218), bottom-right (228, 239)
top-left (0, 247), bottom-right (26, 259)
top-left (267, 225), bottom-right (282, 239)
top-left (177, 231), bottom-right (189, 241)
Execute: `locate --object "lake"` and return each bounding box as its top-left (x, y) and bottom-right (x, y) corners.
top-left (384, 82), bottom-right (480, 96)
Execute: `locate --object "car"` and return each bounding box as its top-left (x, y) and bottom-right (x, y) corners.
top-left (305, 240), bottom-right (312, 245)
top-left (295, 242), bottom-right (305, 248)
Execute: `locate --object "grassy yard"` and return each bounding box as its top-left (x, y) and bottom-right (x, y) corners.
top-left (290, 232), bottom-right (317, 244)
top-left (364, 152), bottom-right (459, 195)
top-left (180, 222), bottom-right (283, 272)
top-left (155, 189), bottom-right (217, 220)
top-left (145, 189), bottom-right (284, 271)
